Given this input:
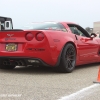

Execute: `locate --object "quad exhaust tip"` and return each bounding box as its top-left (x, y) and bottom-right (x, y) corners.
top-left (3, 60), bottom-right (24, 66)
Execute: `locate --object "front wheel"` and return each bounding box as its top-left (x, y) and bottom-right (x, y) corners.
top-left (58, 43), bottom-right (76, 73)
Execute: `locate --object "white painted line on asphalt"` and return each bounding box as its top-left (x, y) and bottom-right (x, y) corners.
top-left (58, 84), bottom-right (100, 100)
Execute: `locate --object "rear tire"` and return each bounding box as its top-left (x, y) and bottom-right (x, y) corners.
top-left (58, 43), bottom-right (76, 73)
top-left (0, 65), bottom-right (16, 69)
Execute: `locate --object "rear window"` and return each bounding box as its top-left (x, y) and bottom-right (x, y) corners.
top-left (24, 22), bottom-right (67, 32)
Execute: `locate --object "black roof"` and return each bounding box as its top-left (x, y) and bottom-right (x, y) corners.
top-left (0, 16), bottom-right (12, 22)
top-left (0, 16), bottom-right (11, 19)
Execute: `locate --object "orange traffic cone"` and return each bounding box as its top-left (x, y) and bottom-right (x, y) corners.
top-left (93, 67), bottom-right (100, 83)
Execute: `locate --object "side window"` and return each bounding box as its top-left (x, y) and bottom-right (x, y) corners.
top-left (75, 27), bottom-right (86, 37)
top-left (67, 24), bottom-right (90, 37)
top-left (68, 26), bottom-right (81, 35)
top-left (69, 26), bottom-right (75, 33)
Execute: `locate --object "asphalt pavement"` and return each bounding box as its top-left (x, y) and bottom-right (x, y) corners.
top-left (0, 63), bottom-right (100, 100)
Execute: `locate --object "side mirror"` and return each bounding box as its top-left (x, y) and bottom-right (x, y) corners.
top-left (90, 33), bottom-right (97, 38)
top-left (4, 21), bottom-right (12, 30)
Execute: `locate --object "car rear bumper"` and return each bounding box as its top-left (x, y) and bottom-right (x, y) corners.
top-left (0, 56), bottom-right (53, 67)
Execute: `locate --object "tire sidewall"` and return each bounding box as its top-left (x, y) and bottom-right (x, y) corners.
top-left (60, 43), bottom-right (76, 73)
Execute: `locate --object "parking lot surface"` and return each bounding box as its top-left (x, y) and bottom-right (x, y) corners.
top-left (0, 63), bottom-right (100, 100)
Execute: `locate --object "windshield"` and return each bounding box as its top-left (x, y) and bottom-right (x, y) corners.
top-left (24, 22), bottom-right (67, 32)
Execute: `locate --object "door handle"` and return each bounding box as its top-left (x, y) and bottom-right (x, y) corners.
top-left (81, 38), bottom-right (85, 41)
top-left (80, 38), bottom-right (85, 42)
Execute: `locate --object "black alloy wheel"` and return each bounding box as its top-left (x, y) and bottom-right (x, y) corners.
top-left (58, 43), bottom-right (76, 73)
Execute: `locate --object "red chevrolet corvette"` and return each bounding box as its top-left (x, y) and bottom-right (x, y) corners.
top-left (0, 22), bottom-right (99, 73)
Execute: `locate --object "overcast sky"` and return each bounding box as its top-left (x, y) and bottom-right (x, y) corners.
top-left (0, 0), bottom-right (100, 28)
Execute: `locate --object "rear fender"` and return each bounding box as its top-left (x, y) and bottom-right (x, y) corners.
top-left (44, 31), bottom-right (78, 66)
top-left (55, 36), bottom-right (78, 66)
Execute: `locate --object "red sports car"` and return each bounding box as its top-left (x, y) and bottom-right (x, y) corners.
top-left (0, 22), bottom-right (99, 73)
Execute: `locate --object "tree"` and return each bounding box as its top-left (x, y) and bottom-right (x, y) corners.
top-left (85, 27), bottom-right (91, 33)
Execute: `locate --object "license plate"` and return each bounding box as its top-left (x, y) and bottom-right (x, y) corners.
top-left (6, 43), bottom-right (17, 51)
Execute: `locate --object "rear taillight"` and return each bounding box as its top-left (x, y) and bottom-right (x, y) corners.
top-left (36, 32), bottom-right (44, 41)
top-left (25, 33), bottom-right (34, 41)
